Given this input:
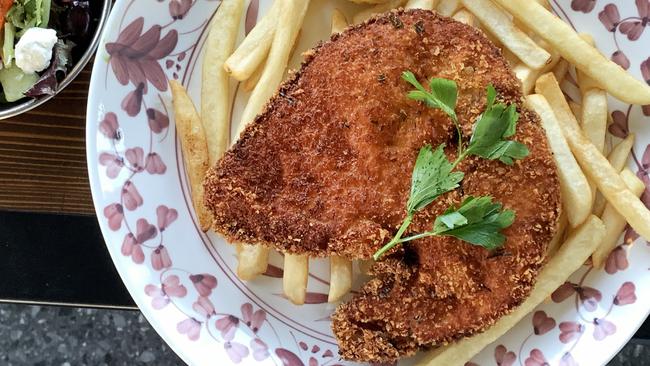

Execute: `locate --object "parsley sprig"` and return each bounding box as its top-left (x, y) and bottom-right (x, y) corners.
top-left (372, 72), bottom-right (529, 260)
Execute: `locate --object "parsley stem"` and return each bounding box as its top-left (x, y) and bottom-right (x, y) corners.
top-left (451, 115), bottom-right (463, 157)
top-left (451, 149), bottom-right (470, 170)
top-left (394, 230), bottom-right (441, 244)
top-left (373, 213), bottom-right (413, 261)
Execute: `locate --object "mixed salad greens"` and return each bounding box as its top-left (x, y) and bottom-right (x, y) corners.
top-left (0, 0), bottom-right (94, 103)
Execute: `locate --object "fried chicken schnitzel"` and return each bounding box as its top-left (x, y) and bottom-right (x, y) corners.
top-left (204, 9), bottom-right (561, 363)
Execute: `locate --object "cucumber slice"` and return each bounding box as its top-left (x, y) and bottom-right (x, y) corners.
top-left (2, 23), bottom-right (14, 67)
top-left (0, 64), bottom-right (39, 102)
top-left (40, 0), bottom-right (51, 27)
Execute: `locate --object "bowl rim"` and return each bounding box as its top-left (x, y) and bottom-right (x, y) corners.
top-left (0, 0), bottom-right (112, 120)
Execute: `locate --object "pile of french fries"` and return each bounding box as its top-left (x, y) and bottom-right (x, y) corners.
top-left (170, 0), bottom-right (355, 306)
top-left (168, 0), bottom-right (650, 363)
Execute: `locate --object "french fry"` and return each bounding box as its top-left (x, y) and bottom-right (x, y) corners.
top-left (353, 0), bottom-right (407, 24)
top-left (535, 72), bottom-right (650, 240)
top-left (569, 101), bottom-right (582, 123)
top-left (559, 78), bottom-right (581, 104)
top-left (242, 60), bottom-right (265, 92)
top-left (547, 211), bottom-right (568, 258)
top-left (534, 0), bottom-right (551, 10)
top-left (331, 8), bottom-right (348, 34)
top-left (452, 9), bottom-right (477, 26)
top-left (593, 134), bottom-right (636, 216)
top-left (201, 0), bottom-right (244, 165)
top-left (493, 0), bottom-right (650, 105)
top-left (169, 80), bottom-right (212, 232)
top-left (237, 244), bottom-right (270, 281)
top-left (581, 89), bottom-right (608, 153)
top-left (223, 0), bottom-right (282, 81)
top-left (406, 0), bottom-right (436, 10)
top-left (329, 256), bottom-right (353, 302)
top-left (513, 39), bottom-right (560, 94)
top-left (576, 33), bottom-right (607, 156)
top-left (436, 0), bottom-right (461, 16)
top-left (283, 254), bottom-right (309, 305)
top-left (238, 0), bottom-right (310, 135)
top-left (526, 94), bottom-right (592, 227)
top-left (418, 215), bottom-right (605, 366)
top-left (460, 0), bottom-right (551, 70)
top-left (592, 169), bottom-right (645, 268)
top-left (576, 34), bottom-right (602, 92)
top-left (236, 0), bottom-right (310, 280)
top-left (608, 134), bottom-right (636, 175)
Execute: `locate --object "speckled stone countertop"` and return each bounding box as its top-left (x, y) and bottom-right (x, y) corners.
top-left (0, 303), bottom-right (648, 366)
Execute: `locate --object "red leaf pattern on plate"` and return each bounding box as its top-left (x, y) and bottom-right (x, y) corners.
top-left (224, 340), bottom-right (250, 363)
top-left (560, 352), bottom-right (578, 366)
top-left (190, 274), bottom-right (218, 297)
top-left (606, 245), bottom-right (629, 274)
top-left (135, 218), bottom-right (158, 243)
top-left (216, 315), bottom-right (239, 340)
top-left (593, 318), bottom-right (617, 340)
top-left (495, 344), bottom-right (516, 366)
top-left (572, 0), bottom-right (596, 12)
top-left (599, 4), bottom-right (621, 31)
top-left (614, 282), bottom-right (637, 305)
top-left (245, 0), bottom-right (259, 35)
top-left (104, 203), bottom-right (124, 231)
top-left (151, 245), bottom-right (172, 270)
top-left (578, 286), bottom-right (602, 311)
top-left (121, 233), bottom-right (144, 264)
top-left (192, 296), bottom-right (216, 319)
top-left (99, 152), bottom-right (124, 179)
top-left (177, 317), bottom-right (201, 341)
top-left (241, 302), bottom-right (266, 333)
top-left (125, 147), bottom-right (145, 172)
top-left (524, 348), bottom-right (548, 366)
top-left (532, 311), bottom-right (556, 335)
top-left (146, 107), bottom-right (169, 133)
top-left (169, 0), bottom-right (192, 20)
top-left (121, 181), bottom-right (144, 210)
top-left (251, 338), bottom-right (270, 361)
top-left (552, 282), bottom-right (576, 303)
top-left (106, 17), bottom-right (178, 93)
top-left (275, 348), bottom-right (305, 366)
top-left (99, 112), bottom-right (121, 139)
top-left (156, 205), bottom-right (178, 231)
top-left (559, 321), bottom-right (584, 343)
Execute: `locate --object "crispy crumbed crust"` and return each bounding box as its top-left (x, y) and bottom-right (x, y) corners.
top-left (204, 9), bottom-right (561, 363)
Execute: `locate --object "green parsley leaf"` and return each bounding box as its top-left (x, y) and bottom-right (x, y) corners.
top-left (433, 196), bottom-right (515, 250)
top-left (402, 71), bottom-right (458, 124)
top-left (407, 144), bottom-right (464, 213)
top-left (466, 85), bottom-right (529, 165)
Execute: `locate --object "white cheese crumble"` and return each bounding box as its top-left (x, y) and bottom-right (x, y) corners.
top-left (15, 28), bottom-right (58, 74)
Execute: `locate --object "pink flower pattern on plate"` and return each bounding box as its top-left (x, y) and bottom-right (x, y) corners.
top-left (177, 317), bottom-right (201, 341)
top-left (104, 203), bottom-right (123, 231)
top-left (190, 274), bottom-right (217, 297)
top-left (524, 348), bottom-right (549, 366)
top-left (593, 318), bottom-right (617, 340)
top-left (91, 1), bottom-right (650, 365)
top-left (145, 275), bottom-right (187, 309)
top-left (494, 344), bottom-right (516, 366)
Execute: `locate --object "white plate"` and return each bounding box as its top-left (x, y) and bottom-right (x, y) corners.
top-left (86, 1), bottom-right (650, 365)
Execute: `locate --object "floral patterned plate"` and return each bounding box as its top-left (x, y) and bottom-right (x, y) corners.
top-left (86, 1), bottom-right (650, 365)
